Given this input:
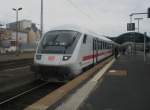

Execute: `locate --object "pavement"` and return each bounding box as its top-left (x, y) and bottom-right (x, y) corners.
top-left (0, 52), bottom-right (35, 62)
top-left (78, 52), bottom-right (150, 110)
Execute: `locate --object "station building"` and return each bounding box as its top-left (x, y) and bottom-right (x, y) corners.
top-left (0, 20), bottom-right (40, 53)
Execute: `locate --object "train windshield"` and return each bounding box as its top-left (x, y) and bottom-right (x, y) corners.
top-left (38, 30), bottom-right (81, 54)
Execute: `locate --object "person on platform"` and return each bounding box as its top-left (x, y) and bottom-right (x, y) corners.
top-left (114, 47), bottom-right (118, 59)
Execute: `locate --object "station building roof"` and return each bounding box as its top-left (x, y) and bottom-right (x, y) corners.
top-left (109, 32), bottom-right (150, 44)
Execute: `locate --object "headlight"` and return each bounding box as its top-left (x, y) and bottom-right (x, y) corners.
top-left (36, 54), bottom-right (42, 60)
top-left (63, 56), bottom-right (71, 61)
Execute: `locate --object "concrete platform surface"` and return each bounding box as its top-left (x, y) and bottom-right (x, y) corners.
top-left (78, 54), bottom-right (150, 110)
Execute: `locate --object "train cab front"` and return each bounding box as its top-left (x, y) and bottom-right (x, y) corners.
top-left (32, 30), bottom-right (81, 81)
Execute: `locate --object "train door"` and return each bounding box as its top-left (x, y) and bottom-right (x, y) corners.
top-left (92, 38), bottom-right (95, 65)
top-left (93, 38), bottom-right (98, 65)
top-left (96, 39), bottom-right (98, 63)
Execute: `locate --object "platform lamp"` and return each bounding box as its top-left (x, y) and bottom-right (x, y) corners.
top-left (12, 7), bottom-right (22, 55)
top-left (40, 0), bottom-right (43, 38)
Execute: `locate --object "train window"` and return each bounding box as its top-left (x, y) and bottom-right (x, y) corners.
top-left (96, 40), bottom-right (98, 49)
top-left (98, 41), bottom-right (100, 50)
top-left (96, 40), bottom-right (98, 50)
top-left (108, 44), bottom-right (110, 49)
top-left (101, 41), bottom-right (103, 49)
top-left (97, 40), bottom-right (99, 50)
top-left (103, 42), bottom-right (106, 49)
top-left (38, 30), bottom-right (81, 54)
top-left (103, 42), bottom-right (105, 49)
top-left (94, 39), bottom-right (97, 50)
top-left (107, 43), bottom-right (109, 49)
top-left (83, 34), bottom-right (87, 44)
top-left (93, 39), bottom-right (97, 50)
top-left (107, 43), bottom-right (108, 49)
top-left (106, 43), bottom-right (108, 49)
top-left (99, 41), bottom-right (101, 49)
top-left (109, 44), bottom-right (111, 49)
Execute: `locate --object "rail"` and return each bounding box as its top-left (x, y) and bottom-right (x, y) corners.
top-left (0, 58), bottom-right (33, 71)
top-left (0, 82), bottom-right (49, 105)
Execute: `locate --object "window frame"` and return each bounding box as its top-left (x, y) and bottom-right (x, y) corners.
top-left (83, 34), bottom-right (87, 44)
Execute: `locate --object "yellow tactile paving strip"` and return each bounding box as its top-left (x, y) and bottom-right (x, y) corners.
top-left (107, 69), bottom-right (128, 76)
top-left (24, 57), bottom-right (113, 110)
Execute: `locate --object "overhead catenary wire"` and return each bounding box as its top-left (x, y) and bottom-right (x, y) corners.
top-left (64, 0), bottom-right (104, 35)
top-left (64, 0), bottom-right (97, 27)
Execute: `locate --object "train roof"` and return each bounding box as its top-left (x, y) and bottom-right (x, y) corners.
top-left (49, 25), bottom-right (86, 33)
top-left (49, 25), bottom-right (114, 43)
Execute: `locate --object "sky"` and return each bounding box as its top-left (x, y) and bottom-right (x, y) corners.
top-left (0, 0), bottom-right (150, 37)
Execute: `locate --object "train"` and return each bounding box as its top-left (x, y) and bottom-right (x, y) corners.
top-left (31, 25), bottom-right (118, 81)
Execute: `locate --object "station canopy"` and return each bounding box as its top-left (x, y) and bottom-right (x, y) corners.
top-left (109, 32), bottom-right (150, 44)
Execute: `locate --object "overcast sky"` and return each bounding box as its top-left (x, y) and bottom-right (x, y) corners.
top-left (0, 0), bottom-right (150, 37)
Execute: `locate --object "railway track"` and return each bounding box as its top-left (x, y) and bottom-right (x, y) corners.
top-left (0, 82), bottom-right (48, 105)
top-left (0, 58), bottom-right (33, 71)
top-left (0, 57), bottom-right (113, 110)
top-left (0, 80), bottom-right (63, 110)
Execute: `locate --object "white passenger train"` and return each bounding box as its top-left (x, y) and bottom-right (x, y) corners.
top-left (32, 25), bottom-right (117, 81)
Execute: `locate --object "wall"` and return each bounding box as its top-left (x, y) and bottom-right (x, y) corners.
top-left (11, 31), bottom-right (28, 43)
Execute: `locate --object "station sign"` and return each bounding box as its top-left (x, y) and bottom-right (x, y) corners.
top-left (127, 23), bottom-right (135, 31)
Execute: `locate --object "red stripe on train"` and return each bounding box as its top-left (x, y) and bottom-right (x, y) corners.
top-left (82, 50), bottom-right (112, 61)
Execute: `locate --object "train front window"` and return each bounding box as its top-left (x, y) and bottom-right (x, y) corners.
top-left (38, 30), bottom-right (81, 54)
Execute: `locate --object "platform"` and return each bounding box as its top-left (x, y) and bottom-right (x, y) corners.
top-left (0, 52), bottom-right (34, 62)
top-left (78, 53), bottom-right (150, 110)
